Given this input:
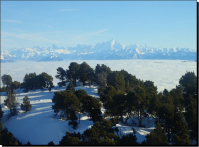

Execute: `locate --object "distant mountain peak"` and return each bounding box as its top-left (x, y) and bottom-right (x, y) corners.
top-left (1, 40), bottom-right (196, 61)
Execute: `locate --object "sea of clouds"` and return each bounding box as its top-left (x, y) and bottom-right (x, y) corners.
top-left (1, 60), bottom-right (197, 92)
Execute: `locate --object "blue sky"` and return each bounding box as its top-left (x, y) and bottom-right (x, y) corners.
top-left (1, 1), bottom-right (197, 50)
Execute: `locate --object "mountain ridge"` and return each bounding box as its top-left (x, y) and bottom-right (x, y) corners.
top-left (1, 39), bottom-right (196, 61)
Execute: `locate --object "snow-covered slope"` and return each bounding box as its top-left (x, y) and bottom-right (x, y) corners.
top-left (1, 40), bottom-right (196, 61)
top-left (1, 83), bottom-right (155, 145)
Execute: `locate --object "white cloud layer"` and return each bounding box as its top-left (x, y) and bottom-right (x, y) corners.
top-left (0, 60), bottom-right (196, 92)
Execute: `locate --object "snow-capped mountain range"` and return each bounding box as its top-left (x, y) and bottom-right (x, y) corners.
top-left (1, 40), bottom-right (197, 61)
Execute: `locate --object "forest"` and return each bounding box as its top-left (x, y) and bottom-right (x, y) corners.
top-left (0, 61), bottom-right (197, 145)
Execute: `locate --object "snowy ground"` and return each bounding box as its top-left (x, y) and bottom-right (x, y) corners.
top-left (1, 83), bottom-right (155, 145)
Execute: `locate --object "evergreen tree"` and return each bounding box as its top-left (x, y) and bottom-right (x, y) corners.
top-left (104, 93), bottom-right (126, 123)
top-left (47, 141), bottom-right (55, 145)
top-left (75, 89), bottom-right (88, 102)
top-left (20, 96), bottom-right (32, 112)
top-left (145, 121), bottom-right (167, 145)
top-left (55, 67), bottom-right (67, 85)
top-left (100, 85), bottom-right (117, 104)
top-left (107, 71), bottom-right (125, 93)
top-left (172, 111), bottom-right (190, 145)
top-left (120, 133), bottom-right (138, 145)
top-left (68, 109), bottom-right (78, 129)
top-left (67, 62), bottom-right (80, 87)
top-left (59, 131), bottom-right (80, 145)
top-left (1, 74), bottom-right (12, 87)
top-left (83, 118), bottom-right (119, 145)
top-left (95, 64), bottom-right (111, 75)
top-left (0, 123), bottom-right (22, 145)
top-left (4, 88), bottom-right (17, 116)
top-left (26, 141), bottom-right (31, 145)
top-left (185, 97), bottom-right (197, 142)
top-left (66, 81), bottom-right (75, 93)
top-left (179, 71), bottom-right (197, 106)
top-left (96, 72), bottom-right (108, 86)
top-left (126, 87), bottom-right (146, 126)
top-left (79, 62), bottom-right (92, 86)
top-left (10, 81), bottom-right (20, 93)
top-left (81, 96), bottom-right (102, 122)
top-left (52, 90), bottom-right (80, 120)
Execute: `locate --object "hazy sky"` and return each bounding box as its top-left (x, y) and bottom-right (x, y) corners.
top-left (1, 1), bottom-right (197, 50)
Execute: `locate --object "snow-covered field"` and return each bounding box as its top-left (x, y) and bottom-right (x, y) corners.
top-left (1, 83), bottom-right (155, 145)
top-left (1, 60), bottom-right (197, 92)
top-left (0, 60), bottom-right (197, 145)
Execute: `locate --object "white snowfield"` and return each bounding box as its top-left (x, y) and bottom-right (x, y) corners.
top-left (1, 84), bottom-right (155, 145)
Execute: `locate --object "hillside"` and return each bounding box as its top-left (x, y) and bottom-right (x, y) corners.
top-left (1, 82), bottom-right (155, 145)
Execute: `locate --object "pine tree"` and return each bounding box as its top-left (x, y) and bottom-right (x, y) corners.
top-left (52, 90), bottom-right (80, 120)
top-left (1, 74), bottom-right (12, 87)
top-left (47, 141), bottom-right (55, 145)
top-left (120, 133), bottom-right (138, 145)
top-left (59, 131), bottom-right (80, 145)
top-left (67, 62), bottom-right (80, 87)
top-left (21, 96), bottom-right (32, 112)
top-left (172, 111), bottom-right (190, 145)
top-left (68, 109), bottom-right (78, 129)
top-left (66, 81), bottom-right (75, 93)
top-left (4, 88), bottom-right (17, 116)
top-left (55, 67), bottom-right (66, 86)
top-left (185, 97), bottom-right (197, 142)
top-left (145, 121), bottom-right (167, 145)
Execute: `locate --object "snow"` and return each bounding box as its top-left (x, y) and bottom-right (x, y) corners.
top-left (1, 83), bottom-right (155, 145)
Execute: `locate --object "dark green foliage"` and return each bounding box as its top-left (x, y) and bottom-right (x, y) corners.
top-left (10, 81), bottom-right (21, 93)
top-left (52, 90), bottom-right (80, 120)
top-left (172, 111), bottom-right (190, 145)
top-left (126, 87), bottom-right (146, 126)
top-left (59, 131), bottom-right (80, 145)
top-left (145, 121), bottom-right (167, 145)
top-left (47, 141), bottom-right (55, 145)
top-left (0, 122), bottom-right (22, 145)
top-left (75, 89), bottom-right (88, 102)
top-left (66, 81), bottom-right (75, 93)
top-left (107, 71), bottom-right (125, 93)
top-left (21, 72), bottom-right (53, 91)
top-left (67, 62), bottom-right (80, 87)
top-left (120, 69), bottom-right (140, 92)
top-left (120, 133), bottom-right (138, 145)
top-left (96, 72), bottom-right (108, 86)
top-left (68, 109), bottom-right (78, 129)
top-left (104, 93), bottom-right (126, 123)
top-left (83, 118), bottom-right (119, 145)
top-left (1, 74), bottom-right (12, 87)
top-left (185, 97), bottom-right (197, 141)
top-left (144, 80), bottom-right (158, 93)
top-left (79, 62), bottom-right (92, 86)
top-left (95, 64), bottom-right (111, 75)
top-left (21, 95), bottom-right (32, 112)
top-left (55, 67), bottom-right (67, 84)
top-left (100, 85), bottom-right (117, 104)
top-left (4, 88), bottom-right (17, 116)
top-left (81, 96), bottom-right (102, 122)
top-left (95, 63), bottom-right (111, 86)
